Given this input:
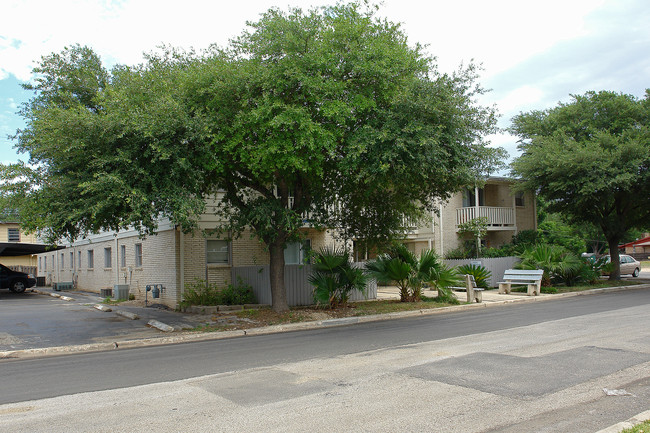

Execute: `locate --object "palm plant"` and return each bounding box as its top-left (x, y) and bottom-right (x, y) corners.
top-left (456, 264), bottom-right (492, 289)
top-left (309, 246), bottom-right (368, 308)
top-left (366, 244), bottom-right (460, 302)
top-left (517, 244), bottom-right (583, 286)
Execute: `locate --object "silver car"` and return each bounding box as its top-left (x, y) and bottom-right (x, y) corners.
top-left (603, 254), bottom-right (641, 277)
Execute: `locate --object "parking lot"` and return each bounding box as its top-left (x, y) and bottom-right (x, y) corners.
top-left (0, 288), bottom-right (211, 351)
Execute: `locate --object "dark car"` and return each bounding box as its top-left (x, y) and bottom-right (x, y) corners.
top-left (0, 264), bottom-right (37, 293)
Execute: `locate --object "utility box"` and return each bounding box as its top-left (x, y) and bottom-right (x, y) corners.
top-left (113, 284), bottom-right (130, 300)
top-left (53, 282), bottom-right (73, 291)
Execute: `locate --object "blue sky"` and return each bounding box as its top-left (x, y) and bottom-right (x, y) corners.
top-left (1, 0), bottom-right (649, 165)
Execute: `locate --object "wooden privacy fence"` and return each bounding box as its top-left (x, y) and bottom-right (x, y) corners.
top-left (232, 263), bottom-right (377, 306)
top-left (8, 265), bottom-right (37, 276)
top-left (444, 256), bottom-right (520, 288)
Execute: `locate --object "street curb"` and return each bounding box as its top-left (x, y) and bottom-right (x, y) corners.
top-left (595, 409), bottom-right (650, 433)
top-left (4, 283), bottom-right (648, 361)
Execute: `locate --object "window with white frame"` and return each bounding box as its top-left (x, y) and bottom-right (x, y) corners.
top-left (44, 256), bottom-right (47, 270)
top-left (135, 243), bottom-right (143, 267)
top-left (104, 247), bottom-right (112, 268)
top-left (207, 240), bottom-right (229, 264)
top-left (284, 240), bottom-right (311, 264)
top-left (88, 250), bottom-right (94, 269)
top-left (7, 228), bottom-right (20, 242)
top-left (60, 252), bottom-right (65, 269)
top-left (120, 245), bottom-right (126, 268)
top-left (78, 251), bottom-right (82, 268)
top-left (70, 252), bottom-right (74, 269)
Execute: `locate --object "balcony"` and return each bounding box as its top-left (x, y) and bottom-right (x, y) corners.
top-left (456, 206), bottom-right (515, 230)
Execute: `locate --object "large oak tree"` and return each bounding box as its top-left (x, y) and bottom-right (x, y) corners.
top-left (510, 90), bottom-right (650, 279)
top-left (3, 3), bottom-right (501, 311)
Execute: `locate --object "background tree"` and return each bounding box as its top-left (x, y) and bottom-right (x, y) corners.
top-left (2, 3), bottom-right (501, 312)
top-left (510, 90), bottom-right (650, 279)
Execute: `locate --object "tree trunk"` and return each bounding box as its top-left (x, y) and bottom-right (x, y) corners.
top-left (269, 239), bottom-right (289, 313)
top-left (607, 237), bottom-right (621, 280)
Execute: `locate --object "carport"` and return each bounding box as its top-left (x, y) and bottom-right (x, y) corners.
top-left (0, 243), bottom-right (63, 277)
top-left (0, 243), bottom-right (61, 257)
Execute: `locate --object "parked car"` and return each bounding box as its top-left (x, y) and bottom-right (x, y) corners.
top-left (0, 264), bottom-right (37, 293)
top-left (602, 254), bottom-right (641, 277)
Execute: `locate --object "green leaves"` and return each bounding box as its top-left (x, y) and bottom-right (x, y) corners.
top-left (309, 247), bottom-right (368, 308)
top-left (510, 90), bottom-right (650, 279)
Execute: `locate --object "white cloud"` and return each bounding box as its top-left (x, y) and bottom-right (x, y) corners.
top-left (1, 0), bottom-right (610, 82)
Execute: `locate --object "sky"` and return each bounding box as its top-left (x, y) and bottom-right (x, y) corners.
top-left (1, 0), bottom-right (649, 167)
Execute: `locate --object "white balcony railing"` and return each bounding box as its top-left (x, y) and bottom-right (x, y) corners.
top-left (456, 206), bottom-right (515, 228)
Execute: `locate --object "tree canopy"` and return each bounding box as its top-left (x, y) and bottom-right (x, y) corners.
top-left (510, 90), bottom-right (650, 279)
top-left (2, 2), bottom-right (503, 311)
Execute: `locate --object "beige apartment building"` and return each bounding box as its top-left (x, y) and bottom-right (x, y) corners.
top-left (36, 214), bottom-right (346, 308)
top-left (399, 177), bottom-right (537, 257)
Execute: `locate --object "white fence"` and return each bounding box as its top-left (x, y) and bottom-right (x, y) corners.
top-left (232, 263), bottom-right (377, 306)
top-left (444, 256), bottom-right (519, 288)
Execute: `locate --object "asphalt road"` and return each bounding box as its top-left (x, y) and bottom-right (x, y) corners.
top-left (2, 287), bottom-right (649, 432)
top-left (1, 288), bottom-right (648, 394)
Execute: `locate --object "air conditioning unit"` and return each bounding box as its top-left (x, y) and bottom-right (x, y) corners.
top-left (113, 284), bottom-right (130, 300)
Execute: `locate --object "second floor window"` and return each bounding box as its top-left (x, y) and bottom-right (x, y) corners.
top-left (462, 188), bottom-right (484, 207)
top-left (7, 228), bottom-right (20, 242)
top-left (515, 191), bottom-right (525, 207)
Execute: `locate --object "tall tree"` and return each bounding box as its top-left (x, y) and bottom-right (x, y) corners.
top-left (510, 90), bottom-right (650, 279)
top-left (3, 3), bottom-right (501, 312)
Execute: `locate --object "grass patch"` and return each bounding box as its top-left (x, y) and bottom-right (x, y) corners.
top-left (641, 260), bottom-right (650, 269)
top-left (621, 419), bottom-right (650, 433)
top-left (189, 324), bottom-right (231, 332)
top-left (183, 279), bottom-right (647, 334)
top-left (101, 297), bottom-right (127, 305)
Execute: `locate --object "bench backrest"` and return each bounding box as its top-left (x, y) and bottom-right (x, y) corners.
top-left (502, 269), bottom-right (544, 281)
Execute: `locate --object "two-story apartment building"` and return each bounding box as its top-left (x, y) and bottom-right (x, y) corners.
top-left (398, 177), bottom-right (537, 257)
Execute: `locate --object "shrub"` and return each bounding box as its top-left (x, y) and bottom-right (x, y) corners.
top-left (456, 264), bottom-right (491, 289)
top-left (182, 279), bottom-right (222, 306)
top-left (444, 247), bottom-right (472, 260)
top-left (182, 278), bottom-right (256, 306)
top-left (220, 278), bottom-right (256, 305)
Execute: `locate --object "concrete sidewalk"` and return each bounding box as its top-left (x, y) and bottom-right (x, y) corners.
top-left (376, 285), bottom-right (551, 302)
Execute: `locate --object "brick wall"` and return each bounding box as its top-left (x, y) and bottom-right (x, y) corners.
top-left (37, 229), bottom-right (180, 307)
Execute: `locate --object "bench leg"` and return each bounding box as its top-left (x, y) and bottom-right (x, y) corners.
top-left (498, 283), bottom-right (511, 294)
top-left (527, 284), bottom-right (538, 296)
top-left (474, 291), bottom-right (482, 303)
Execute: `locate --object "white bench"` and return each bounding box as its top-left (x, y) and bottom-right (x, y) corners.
top-left (498, 269), bottom-right (544, 296)
top-left (452, 274), bottom-right (484, 303)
